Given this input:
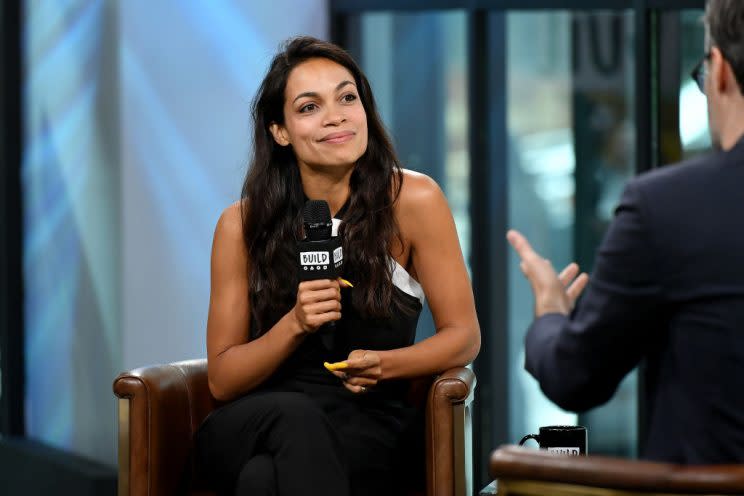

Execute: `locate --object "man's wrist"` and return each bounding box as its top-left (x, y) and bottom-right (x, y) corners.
top-left (535, 298), bottom-right (569, 317)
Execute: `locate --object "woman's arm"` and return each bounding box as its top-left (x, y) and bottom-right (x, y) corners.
top-left (334, 172), bottom-right (480, 391)
top-left (379, 171), bottom-right (480, 378)
top-left (206, 202), bottom-right (342, 401)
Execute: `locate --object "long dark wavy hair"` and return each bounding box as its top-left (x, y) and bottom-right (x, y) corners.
top-left (242, 36), bottom-right (406, 334)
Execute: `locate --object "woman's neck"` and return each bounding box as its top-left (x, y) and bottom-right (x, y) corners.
top-left (299, 164), bottom-right (353, 217)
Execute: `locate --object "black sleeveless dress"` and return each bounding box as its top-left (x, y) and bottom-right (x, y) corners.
top-left (195, 207), bottom-right (425, 496)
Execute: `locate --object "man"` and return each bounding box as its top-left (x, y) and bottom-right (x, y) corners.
top-left (508, 0), bottom-right (744, 464)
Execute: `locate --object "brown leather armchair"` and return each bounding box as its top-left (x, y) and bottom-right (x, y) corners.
top-left (113, 359), bottom-right (475, 496)
top-left (488, 445), bottom-right (744, 495)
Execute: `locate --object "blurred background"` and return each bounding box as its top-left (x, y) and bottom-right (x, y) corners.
top-left (0, 0), bottom-right (708, 494)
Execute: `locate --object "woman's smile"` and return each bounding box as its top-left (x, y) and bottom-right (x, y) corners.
top-left (319, 131), bottom-right (356, 144)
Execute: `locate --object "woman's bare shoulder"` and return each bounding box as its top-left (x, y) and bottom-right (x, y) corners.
top-left (215, 200), bottom-right (244, 237)
top-left (397, 169), bottom-right (446, 211)
top-left (212, 200), bottom-right (249, 261)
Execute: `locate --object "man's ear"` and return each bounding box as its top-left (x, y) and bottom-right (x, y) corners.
top-left (710, 46), bottom-right (731, 95)
top-left (269, 122), bottom-right (290, 147)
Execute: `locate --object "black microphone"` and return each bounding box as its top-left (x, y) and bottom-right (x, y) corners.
top-left (298, 200), bottom-right (343, 350)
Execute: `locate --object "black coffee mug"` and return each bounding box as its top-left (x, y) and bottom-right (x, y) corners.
top-left (519, 425), bottom-right (587, 455)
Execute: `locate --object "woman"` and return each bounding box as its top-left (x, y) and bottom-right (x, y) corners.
top-left (196, 36), bottom-right (480, 496)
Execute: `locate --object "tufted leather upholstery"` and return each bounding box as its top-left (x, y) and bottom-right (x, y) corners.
top-left (113, 359), bottom-right (475, 496)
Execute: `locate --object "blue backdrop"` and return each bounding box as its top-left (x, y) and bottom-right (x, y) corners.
top-left (23, 0), bottom-right (327, 466)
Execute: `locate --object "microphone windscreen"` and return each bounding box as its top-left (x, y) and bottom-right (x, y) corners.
top-left (303, 200), bottom-right (331, 225)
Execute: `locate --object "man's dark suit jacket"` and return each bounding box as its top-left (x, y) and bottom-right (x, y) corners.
top-left (525, 136), bottom-right (744, 464)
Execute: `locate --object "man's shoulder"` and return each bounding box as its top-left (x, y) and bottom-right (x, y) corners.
top-left (618, 147), bottom-right (744, 236)
top-left (630, 151), bottom-right (720, 193)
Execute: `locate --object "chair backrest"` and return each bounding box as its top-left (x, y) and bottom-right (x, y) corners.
top-left (489, 445), bottom-right (744, 496)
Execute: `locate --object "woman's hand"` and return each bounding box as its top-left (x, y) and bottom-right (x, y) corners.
top-left (292, 279), bottom-right (342, 333)
top-left (330, 349), bottom-right (382, 394)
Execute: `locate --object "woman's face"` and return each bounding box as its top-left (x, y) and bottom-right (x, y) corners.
top-left (270, 57), bottom-right (368, 171)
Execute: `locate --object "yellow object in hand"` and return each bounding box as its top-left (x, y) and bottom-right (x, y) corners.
top-left (323, 361), bottom-right (349, 371)
top-left (339, 278), bottom-right (354, 288)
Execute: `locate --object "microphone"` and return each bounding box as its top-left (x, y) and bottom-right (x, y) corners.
top-left (298, 200), bottom-right (343, 350)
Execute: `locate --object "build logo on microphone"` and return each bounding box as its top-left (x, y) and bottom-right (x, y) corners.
top-left (333, 247), bottom-right (342, 268)
top-left (300, 251), bottom-right (329, 271)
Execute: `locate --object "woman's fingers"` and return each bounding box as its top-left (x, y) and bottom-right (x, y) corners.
top-left (342, 377), bottom-right (376, 394)
top-left (343, 375), bottom-right (377, 387)
top-left (298, 287), bottom-right (341, 304)
top-left (343, 383), bottom-right (370, 394)
top-left (325, 350), bottom-right (381, 390)
top-left (302, 299), bottom-right (342, 315)
top-left (299, 279), bottom-right (341, 291)
top-left (294, 279), bottom-right (343, 332)
top-left (344, 350), bottom-right (379, 369)
top-left (327, 366), bottom-right (378, 381)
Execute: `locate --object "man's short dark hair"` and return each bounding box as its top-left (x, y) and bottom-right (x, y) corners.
top-left (706, 0), bottom-right (744, 94)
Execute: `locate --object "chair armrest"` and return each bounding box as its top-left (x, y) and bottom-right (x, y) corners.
top-left (426, 366), bottom-right (476, 496)
top-left (113, 359), bottom-right (219, 496)
top-left (489, 445), bottom-right (744, 495)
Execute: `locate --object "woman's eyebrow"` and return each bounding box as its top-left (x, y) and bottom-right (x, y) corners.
top-left (292, 80), bottom-right (356, 104)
